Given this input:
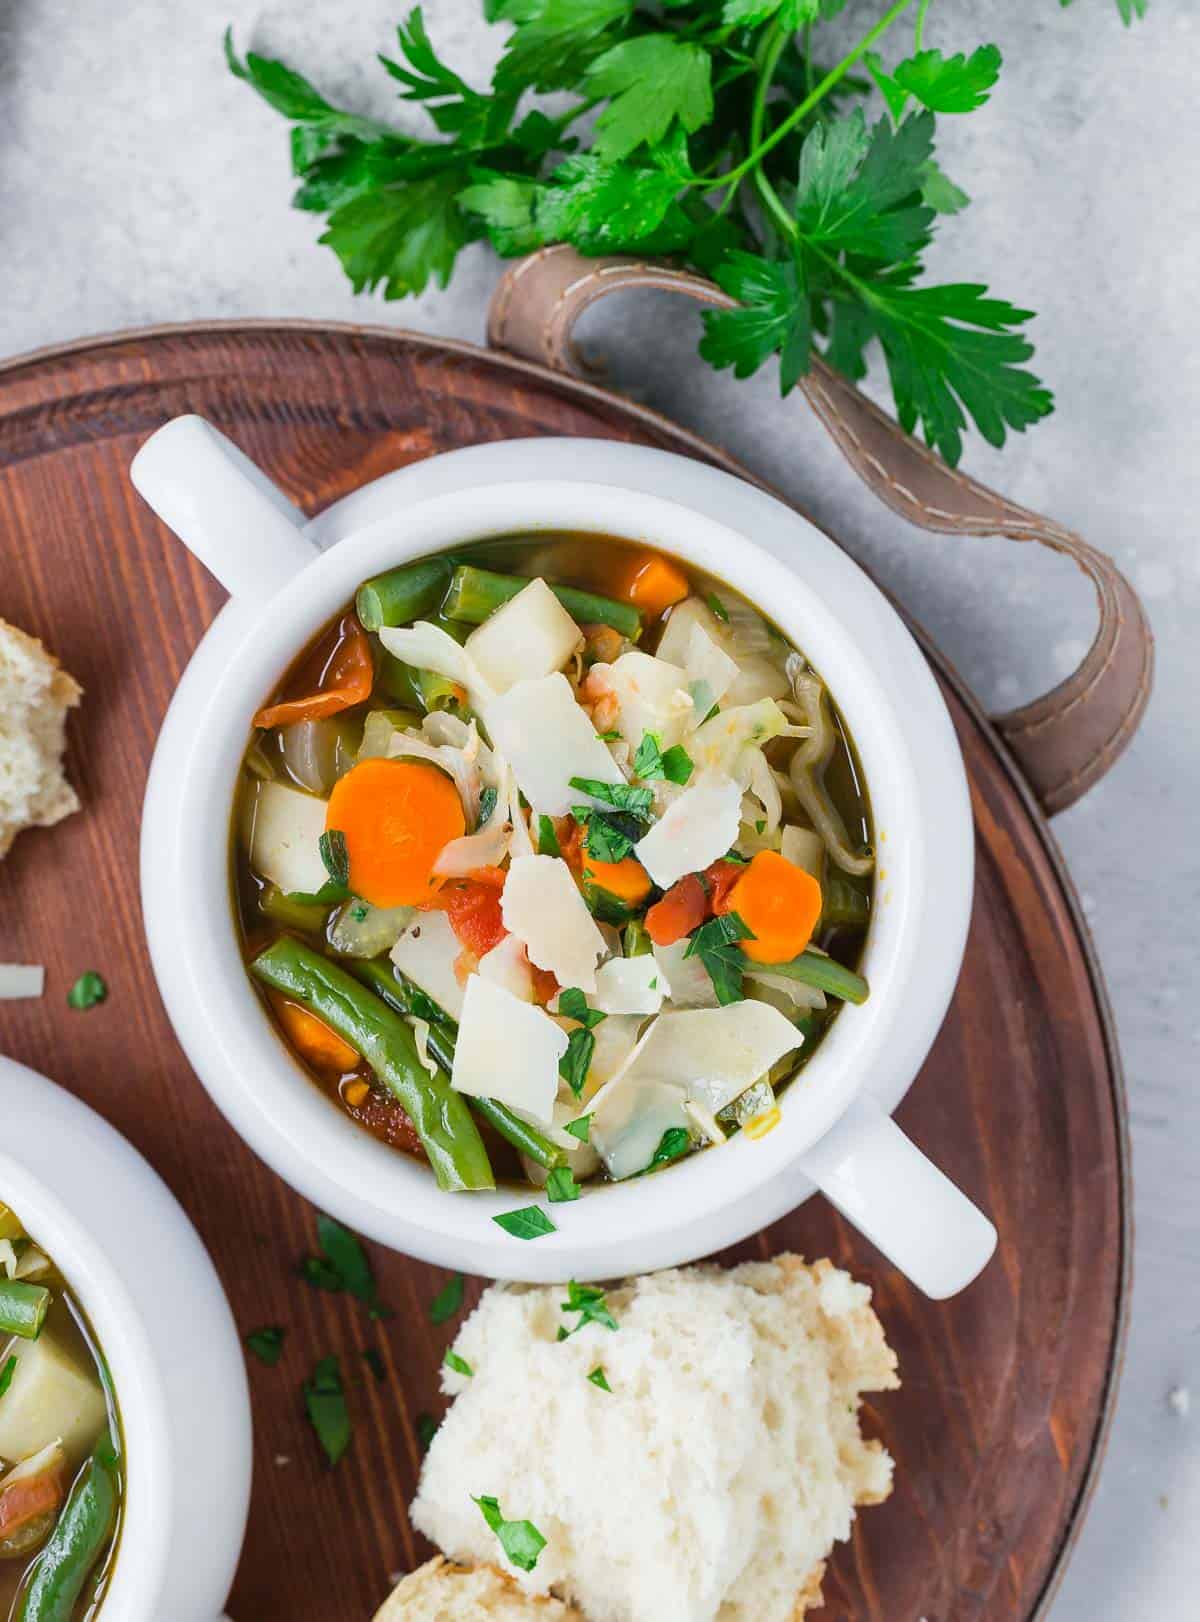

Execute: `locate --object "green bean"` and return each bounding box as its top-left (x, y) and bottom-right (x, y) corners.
top-left (0, 1279), bottom-right (50, 1340)
top-left (413, 666), bottom-right (471, 720)
top-left (356, 558), bottom-right (452, 632)
top-left (748, 949), bottom-right (870, 1005)
top-left (251, 938), bottom-right (494, 1192)
top-left (351, 962), bottom-right (567, 1172)
top-left (258, 883), bottom-right (334, 934)
top-left (819, 874), bottom-right (870, 932)
top-left (374, 649), bottom-right (423, 707)
top-left (622, 919), bottom-right (653, 958)
top-left (443, 565), bottom-right (642, 641)
top-left (16, 1436), bottom-right (119, 1622)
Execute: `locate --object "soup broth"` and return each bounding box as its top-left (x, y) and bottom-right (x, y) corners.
top-left (232, 534), bottom-right (873, 1192)
top-left (0, 1204), bottom-right (123, 1621)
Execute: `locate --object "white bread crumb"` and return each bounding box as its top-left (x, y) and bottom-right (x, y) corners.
top-left (374, 1556), bottom-right (583, 1619)
top-left (0, 619), bottom-right (81, 859)
top-left (411, 1255), bottom-right (898, 1622)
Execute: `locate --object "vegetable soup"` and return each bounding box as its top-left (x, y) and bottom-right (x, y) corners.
top-left (233, 535), bottom-right (873, 1196)
top-left (0, 1205), bottom-right (122, 1621)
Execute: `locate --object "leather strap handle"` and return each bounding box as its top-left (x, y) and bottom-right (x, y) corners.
top-left (488, 245), bottom-right (1153, 816)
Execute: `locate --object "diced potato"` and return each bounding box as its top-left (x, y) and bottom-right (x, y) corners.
top-left (0, 1329), bottom-right (107, 1467)
top-left (249, 780), bottom-right (329, 895)
top-left (465, 579), bottom-right (582, 694)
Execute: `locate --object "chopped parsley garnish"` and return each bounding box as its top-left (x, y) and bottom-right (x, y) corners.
top-left (684, 912), bottom-right (754, 1005)
top-left (301, 1214), bottom-right (391, 1319)
top-left (537, 814), bottom-right (561, 856)
top-left (477, 785), bottom-right (498, 827)
top-left (546, 1167), bottom-right (581, 1203)
top-left (350, 903), bottom-right (369, 922)
top-left (706, 591), bottom-right (730, 623)
top-left (648, 1126), bottom-right (691, 1170)
top-left (444, 1348), bottom-right (473, 1377)
top-left (493, 1205), bottom-right (557, 1240)
top-left (564, 1114), bottom-right (592, 1143)
top-left (473, 1495), bottom-right (547, 1573)
top-left (363, 1347), bottom-right (387, 1381)
top-left (587, 1366), bottom-right (613, 1392)
top-left (568, 777), bottom-right (654, 817)
top-left (571, 806), bottom-right (643, 863)
top-left (318, 828), bottom-right (350, 887)
top-left (67, 971), bottom-right (107, 1011)
top-left (416, 1411), bottom-right (439, 1452)
top-left (303, 1355), bottom-right (351, 1466)
top-left (595, 728), bottom-right (621, 741)
top-left (244, 1326), bottom-right (286, 1366)
top-left (632, 731), bottom-right (694, 786)
top-left (557, 988), bottom-right (606, 1097)
top-left (0, 1354), bottom-right (17, 1399)
top-left (560, 1280), bottom-right (619, 1335)
top-left (429, 1271), bottom-right (465, 1325)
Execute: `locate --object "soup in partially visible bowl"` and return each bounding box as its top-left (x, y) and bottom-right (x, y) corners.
top-left (0, 1202), bottom-right (123, 1621)
top-left (232, 534), bottom-right (874, 1196)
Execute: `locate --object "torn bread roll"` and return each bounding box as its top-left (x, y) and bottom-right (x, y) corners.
top-left (0, 619), bottom-right (82, 858)
top-left (375, 1556), bottom-right (583, 1619)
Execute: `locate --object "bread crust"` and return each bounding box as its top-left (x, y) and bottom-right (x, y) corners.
top-left (375, 1556), bottom-right (583, 1620)
top-left (0, 618), bottom-right (82, 858)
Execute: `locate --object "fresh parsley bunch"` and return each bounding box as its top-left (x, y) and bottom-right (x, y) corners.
top-left (227, 0), bottom-right (1144, 466)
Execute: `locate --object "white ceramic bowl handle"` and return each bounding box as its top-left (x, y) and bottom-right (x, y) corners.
top-left (799, 1095), bottom-right (997, 1299)
top-left (130, 415), bottom-right (318, 599)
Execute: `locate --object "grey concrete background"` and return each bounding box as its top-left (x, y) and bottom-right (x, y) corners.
top-left (1, 1), bottom-right (1194, 1615)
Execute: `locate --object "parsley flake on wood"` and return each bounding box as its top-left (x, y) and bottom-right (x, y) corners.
top-left (303, 1355), bottom-right (352, 1466)
top-left (244, 1326), bottom-right (286, 1367)
top-left (67, 971), bottom-right (107, 1011)
top-left (493, 1205), bottom-right (557, 1240)
top-left (473, 1494), bottom-right (548, 1573)
top-left (301, 1214), bottom-right (391, 1319)
top-left (416, 1411), bottom-right (439, 1451)
top-left (444, 1348), bottom-right (473, 1377)
top-left (429, 1271), bottom-right (465, 1325)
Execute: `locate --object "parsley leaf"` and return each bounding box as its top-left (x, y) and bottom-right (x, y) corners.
top-left (67, 971), bottom-right (107, 1011)
top-left (300, 1255), bottom-right (343, 1292)
top-left (320, 170), bottom-right (473, 298)
top-left (633, 732), bottom-right (694, 785)
top-left (537, 814), bottom-right (561, 856)
top-left (559, 1029), bottom-right (596, 1097)
top-left (493, 0), bottom-right (632, 94)
top-left (700, 249), bottom-right (811, 394)
top-left (684, 911), bottom-right (754, 1005)
top-left (568, 778), bottom-right (654, 816)
top-left (477, 785), bottom-right (498, 827)
top-left (648, 1126), bottom-right (691, 1169)
top-left (493, 1205), bottom-right (558, 1240)
top-left (381, 10), bottom-right (515, 145)
top-left (303, 1355), bottom-right (352, 1466)
top-left (319, 829), bottom-right (350, 887)
top-left (561, 1280), bottom-right (619, 1334)
top-left (245, 1326), bottom-right (286, 1367)
top-left (587, 1365), bottom-right (613, 1392)
top-left (315, 1213), bottom-right (389, 1317)
top-left (706, 592), bottom-right (730, 623)
top-left (416, 1411), bottom-right (439, 1450)
top-left (474, 1494), bottom-right (547, 1573)
top-left (558, 988), bottom-right (606, 1028)
top-left (0, 1354), bottom-right (17, 1398)
top-left (546, 1166), bottom-right (582, 1202)
top-left (225, 29), bottom-right (397, 142)
top-left (444, 1347), bottom-right (473, 1376)
top-left (585, 36), bottom-right (714, 162)
top-left (920, 159), bottom-right (969, 216)
top-left (429, 1271), bottom-right (465, 1325)
top-left (892, 46), bottom-right (1002, 116)
top-left (572, 806), bottom-right (642, 863)
top-left (564, 1114), bottom-right (592, 1143)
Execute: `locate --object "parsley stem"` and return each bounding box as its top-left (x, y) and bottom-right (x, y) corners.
top-left (914, 0), bottom-right (933, 52)
top-left (749, 23), bottom-right (796, 243)
top-left (698, 0), bottom-right (916, 194)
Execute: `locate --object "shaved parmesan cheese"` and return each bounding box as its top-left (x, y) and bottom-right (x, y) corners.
top-left (0, 964), bottom-right (45, 1000)
top-left (501, 854), bottom-right (606, 992)
top-left (593, 955), bottom-right (663, 1017)
top-left (634, 771), bottom-right (742, 889)
top-left (464, 579), bottom-right (582, 693)
top-left (378, 621), bottom-right (494, 714)
top-left (478, 933), bottom-right (534, 1003)
top-left (684, 623), bottom-right (739, 711)
top-left (725, 653), bottom-right (791, 707)
top-left (583, 1013), bottom-right (646, 1098)
top-left (627, 1003), bottom-right (800, 1114)
top-left (591, 1077), bottom-right (692, 1181)
top-left (593, 650), bottom-right (692, 751)
top-left (486, 674), bottom-right (624, 815)
top-left (452, 975), bottom-right (566, 1124)
top-left (390, 912), bottom-right (466, 1021)
top-left (651, 939), bottom-right (719, 1009)
top-left (655, 596), bottom-right (718, 667)
top-left (249, 780), bottom-right (329, 895)
top-left (433, 821), bottom-right (511, 877)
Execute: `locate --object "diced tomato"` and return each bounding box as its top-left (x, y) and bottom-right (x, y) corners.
top-left (438, 879), bottom-right (507, 956)
top-left (0, 1468), bottom-right (64, 1538)
top-left (645, 873), bottom-right (708, 946)
top-left (705, 860), bottom-right (745, 914)
top-left (529, 963), bottom-right (559, 1006)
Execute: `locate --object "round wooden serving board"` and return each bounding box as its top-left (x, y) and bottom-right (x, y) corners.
top-left (0, 324), bottom-right (1129, 1622)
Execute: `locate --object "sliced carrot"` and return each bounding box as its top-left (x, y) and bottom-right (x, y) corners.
top-left (718, 850), bottom-right (822, 964)
top-left (623, 554), bottom-right (691, 618)
top-left (270, 993), bottom-right (359, 1074)
top-left (254, 612), bottom-right (374, 729)
top-left (582, 854), bottom-right (652, 907)
top-left (326, 759), bottom-right (465, 907)
top-left (645, 872), bottom-right (708, 946)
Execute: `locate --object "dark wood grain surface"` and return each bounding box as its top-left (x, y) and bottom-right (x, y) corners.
top-left (0, 323), bottom-right (1129, 1622)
